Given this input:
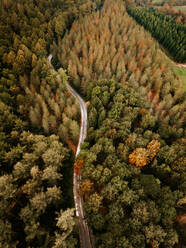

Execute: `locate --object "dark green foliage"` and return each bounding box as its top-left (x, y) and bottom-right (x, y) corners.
top-left (79, 79), bottom-right (185, 248)
top-left (0, 131), bottom-right (78, 247)
top-left (0, 101), bottom-right (27, 170)
top-left (0, 96), bottom-right (78, 247)
top-left (127, 6), bottom-right (186, 62)
top-left (154, 5), bottom-right (186, 25)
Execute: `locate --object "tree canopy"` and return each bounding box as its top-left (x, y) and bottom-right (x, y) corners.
top-left (0, 0), bottom-right (185, 247)
top-left (79, 79), bottom-right (186, 248)
top-left (127, 6), bottom-right (186, 62)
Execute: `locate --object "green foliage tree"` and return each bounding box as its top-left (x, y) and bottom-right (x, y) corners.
top-left (127, 6), bottom-right (186, 62)
top-left (79, 79), bottom-right (185, 248)
top-left (0, 132), bottom-right (78, 247)
top-left (53, 209), bottom-right (77, 248)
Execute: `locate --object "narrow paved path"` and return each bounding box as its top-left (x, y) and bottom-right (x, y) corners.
top-left (66, 83), bottom-right (93, 248)
top-left (48, 55), bottom-right (93, 248)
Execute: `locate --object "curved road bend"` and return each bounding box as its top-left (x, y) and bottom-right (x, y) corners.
top-left (66, 84), bottom-right (93, 248)
top-left (48, 55), bottom-right (93, 248)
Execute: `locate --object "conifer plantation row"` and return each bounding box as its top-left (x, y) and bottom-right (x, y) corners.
top-left (127, 6), bottom-right (186, 62)
top-left (154, 5), bottom-right (186, 25)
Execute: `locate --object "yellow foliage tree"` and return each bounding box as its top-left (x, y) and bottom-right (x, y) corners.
top-left (129, 148), bottom-right (149, 167)
top-left (147, 140), bottom-right (161, 161)
top-left (129, 140), bottom-right (160, 167)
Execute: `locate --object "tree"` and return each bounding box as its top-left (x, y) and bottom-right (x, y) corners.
top-left (129, 140), bottom-right (160, 167)
top-left (144, 223), bottom-right (166, 248)
top-left (79, 78), bottom-right (185, 247)
top-left (69, 120), bottom-right (80, 144)
top-left (53, 209), bottom-right (77, 248)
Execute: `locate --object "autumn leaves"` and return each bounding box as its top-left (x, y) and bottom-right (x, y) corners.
top-left (129, 140), bottom-right (160, 167)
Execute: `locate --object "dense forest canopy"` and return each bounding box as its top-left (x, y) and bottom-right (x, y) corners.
top-left (153, 0), bottom-right (186, 6)
top-left (127, 6), bottom-right (186, 62)
top-left (129, 0), bottom-right (186, 25)
top-left (58, 0), bottom-right (185, 128)
top-left (155, 6), bottom-right (186, 25)
top-left (133, 0), bottom-right (186, 6)
top-left (0, 0), bottom-right (102, 246)
top-left (79, 79), bottom-right (185, 247)
top-left (0, 0), bottom-right (185, 247)
top-left (58, 0), bottom-right (186, 247)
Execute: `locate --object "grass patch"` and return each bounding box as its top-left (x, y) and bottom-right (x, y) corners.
top-left (174, 66), bottom-right (186, 92)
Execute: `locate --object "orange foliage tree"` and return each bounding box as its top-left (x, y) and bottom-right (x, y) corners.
top-left (73, 159), bottom-right (84, 176)
top-left (129, 140), bottom-right (160, 167)
top-left (78, 179), bottom-right (93, 199)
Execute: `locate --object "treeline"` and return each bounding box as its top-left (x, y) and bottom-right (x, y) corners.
top-left (58, 0), bottom-right (184, 126)
top-left (138, 0), bottom-right (186, 24)
top-left (155, 4), bottom-right (186, 25)
top-left (127, 6), bottom-right (186, 62)
top-left (0, 0), bottom-right (102, 246)
top-left (131, 0), bottom-right (152, 6)
top-left (78, 79), bottom-right (186, 248)
top-left (133, 0), bottom-right (186, 6)
top-left (154, 0), bottom-right (186, 6)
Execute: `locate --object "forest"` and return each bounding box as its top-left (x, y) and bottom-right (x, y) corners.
top-left (79, 79), bottom-right (185, 248)
top-left (0, 0), bottom-right (185, 247)
top-left (127, 6), bottom-right (186, 62)
top-left (152, 0), bottom-right (186, 7)
top-left (155, 6), bottom-right (186, 26)
top-left (0, 0), bottom-right (101, 246)
top-left (58, 0), bottom-right (185, 247)
top-left (130, 0), bottom-right (186, 25)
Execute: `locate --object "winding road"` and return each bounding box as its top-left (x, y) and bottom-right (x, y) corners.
top-left (48, 55), bottom-right (93, 248)
top-left (66, 83), bottom-right (93, 248)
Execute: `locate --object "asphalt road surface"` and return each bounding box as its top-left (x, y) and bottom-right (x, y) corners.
top-left (48, 55), bottom-right (93, 248)
top-left (66, 84), bottom-right (93, 248)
